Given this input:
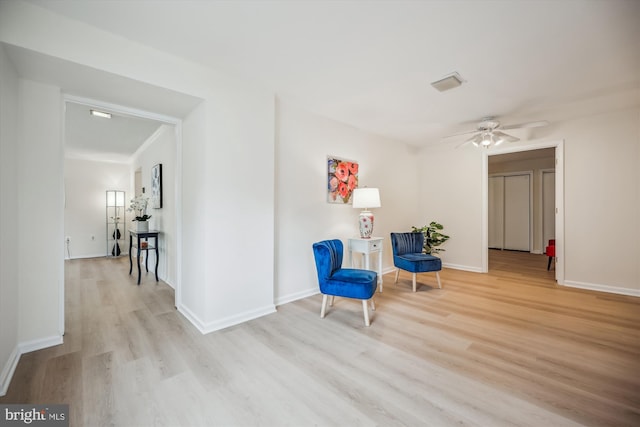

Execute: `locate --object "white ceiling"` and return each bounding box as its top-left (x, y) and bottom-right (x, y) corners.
top-left (16, 0), bottom-right (640, 154)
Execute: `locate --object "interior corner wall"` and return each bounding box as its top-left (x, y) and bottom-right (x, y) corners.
top-left (131, 124), bottom-right (176, 287)
top-left (18, 78), bottom-right (64, 344)
top-left (274, 100), bottom-right (421, 305)
top-left (64, 158), bottom-right (132, 259)
top-left (0, 43), bottom-right (20, 396)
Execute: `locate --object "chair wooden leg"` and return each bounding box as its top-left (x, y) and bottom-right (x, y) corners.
top-left (436, 271), bottom-right (442, 289)
top-left (394, 269), bottom-right (399, 283)
top-left (370, 298), bottom-right (375, 311)
top-left (547, 256), bottom-right (553, 270)
top-left (412, 273), bottom-right (417, 292)
top-left (362, 299), bottom-right (370, 326)
top-left (330, 295), bottom-right (335, 306)
top-left (321, 294), bottom-right (328, 318)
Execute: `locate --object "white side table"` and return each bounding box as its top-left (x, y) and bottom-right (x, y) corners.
top-left (347, 237), bottom-right (384, 292)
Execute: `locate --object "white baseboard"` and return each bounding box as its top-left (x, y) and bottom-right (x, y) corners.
top-left (19, 335), bottom-right (64, 354)
top-left (562, 280), bottom-right (640, 298)
top-left (1, 335), bottom-right (63, 397)
top-left (178, 303), bottom-right (277, 335)
top-left (442, 263), bottom-right (484, 273)
top-left (0, 346), bottom-right (20, 397)
top-left (275, 288), bottom-right (318, 307)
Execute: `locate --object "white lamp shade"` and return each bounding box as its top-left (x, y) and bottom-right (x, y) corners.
top-left (352, 188), bottom-right (381, 209)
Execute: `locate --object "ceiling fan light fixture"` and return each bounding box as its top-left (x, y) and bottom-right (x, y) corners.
top-left (431, 72), bottom-right (465, 92)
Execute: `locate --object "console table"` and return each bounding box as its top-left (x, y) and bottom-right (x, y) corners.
top-left (347, 237), bottom-right (384, 292)
top-left (129, 230), bottom-right (160, 285)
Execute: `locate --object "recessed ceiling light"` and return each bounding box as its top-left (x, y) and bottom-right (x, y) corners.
top-left (431, 72), bottom-right (465, 92)
top-left (90, 109), bottom-right (111, 119)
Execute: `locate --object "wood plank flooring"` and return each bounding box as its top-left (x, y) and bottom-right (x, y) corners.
top-left (1, 250), bottom-right (639, 426)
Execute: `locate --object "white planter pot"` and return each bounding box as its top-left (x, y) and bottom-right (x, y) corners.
top-left (136, 220), bottom-right (149, 232)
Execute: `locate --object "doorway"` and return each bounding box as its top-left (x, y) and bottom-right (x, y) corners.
top-left (62, 95), bottom-right (183, 319)
top-left (483, 141), bottom-right (564, 283)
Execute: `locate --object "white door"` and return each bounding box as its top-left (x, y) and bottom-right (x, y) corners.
top-left (504, 174), bottom-right (530, 251)
top-left (488, 176), bottom-right (504, 249)
top-left (542, 171), bottom-right (556, 248)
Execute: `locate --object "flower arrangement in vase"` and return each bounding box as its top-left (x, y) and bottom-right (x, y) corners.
top-left (128, 196), bottom-right (152, 231)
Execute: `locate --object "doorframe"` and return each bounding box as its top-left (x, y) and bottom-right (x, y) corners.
top-left (61, 94), bottom-right (184, 335)
top-left (481, 140), bottom-right (564, 284)
top-left (540, 168), bottom-right (556, 255)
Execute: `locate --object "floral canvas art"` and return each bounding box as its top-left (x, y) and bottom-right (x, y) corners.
top-left (327, 156), bottom-right (358, 204)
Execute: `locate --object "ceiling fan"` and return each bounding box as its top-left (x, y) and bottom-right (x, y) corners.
top-left (451, 117), bottom-right (549, 149)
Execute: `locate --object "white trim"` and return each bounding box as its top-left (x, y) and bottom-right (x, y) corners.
top-left (562, 281), bottom-right (640, 298)
top-left (540, 168), bottom-right (556, 254)
top-left (1, 335), bottom-right (63, 396)
top-left (443, 263), bottom-right (484, 273)
top-left (0, 346), bottom-right (20, 397)
top-left (178, 303), bottom-right (277, 335)
top-left (19, 335), bottom-right (63, 354)
top-left (275, 288), bottom-right (319, 307)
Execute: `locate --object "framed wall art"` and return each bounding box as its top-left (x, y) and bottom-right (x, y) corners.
top-left (151, 163), bottom-right (163, 209)
top-left (327, 156), bottom-right (358, 204)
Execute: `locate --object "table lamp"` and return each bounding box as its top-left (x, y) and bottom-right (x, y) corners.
top-left (352, 188), bottom-right (381, 239)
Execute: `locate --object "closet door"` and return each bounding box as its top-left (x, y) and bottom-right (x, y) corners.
top-left (488, 176), bottom-right (504, 249)
top-left (504, 174), bottom-right (530, 251)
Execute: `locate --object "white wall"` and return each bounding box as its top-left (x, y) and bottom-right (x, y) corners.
top-left (0, 1), bottom-right (277, 337)
top-left (64, 158), bottom-right (131, 259)
top-left (131, 124), bottom-right (176, 287)
top-left (18, 79), bottom-right (64, 344)
top-left (419, 108), bottom-right (640, 295)
top-left (417, 145), bottom-right (485, 272)
top-left (0, 43), bottom-right (20, 396)
top-left (275, 100), bottom-right (421, 305)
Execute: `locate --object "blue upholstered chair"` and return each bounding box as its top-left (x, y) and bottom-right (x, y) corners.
top-left (312, 239), bottom-right (378, 326)
top-left (390, 232), bottom-right (442, 292)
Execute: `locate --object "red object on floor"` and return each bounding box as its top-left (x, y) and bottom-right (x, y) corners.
top-left (545, 239), bottom-right (556, 270)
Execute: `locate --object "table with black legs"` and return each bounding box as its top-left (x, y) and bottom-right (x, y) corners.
top-left (129, 230), bottom-right (160, 285)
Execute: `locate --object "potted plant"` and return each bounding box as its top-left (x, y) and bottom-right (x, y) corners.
top-left (411, 221), bottom-right (450, 255)
top-left (128, 195), bottom-right (152, 232)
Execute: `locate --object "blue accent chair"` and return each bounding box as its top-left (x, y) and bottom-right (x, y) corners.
top-left (390, 232), bottom-right (442, 292)
top-left (312, 239), bottom-right (378, 326)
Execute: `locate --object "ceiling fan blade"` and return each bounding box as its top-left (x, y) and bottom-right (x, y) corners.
top-left (456, 133), bottom-right (482, 148)
top-left (444, 128), bottom-right (479, 138)
top-left (501, 120), bottom-right (549, 130)
top-left (492, 130), bottom-right (519, 144)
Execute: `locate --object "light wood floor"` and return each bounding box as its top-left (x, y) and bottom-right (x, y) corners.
top-left (2, 250), bottom-right (639, 426)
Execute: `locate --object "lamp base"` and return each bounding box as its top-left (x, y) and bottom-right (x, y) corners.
top-left (358, 210), bottom-right (374, 239)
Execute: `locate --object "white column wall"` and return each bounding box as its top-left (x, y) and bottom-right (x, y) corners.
top-left (0, 43), bottom-right (20, 396)
top-left (18, 79), bottom-right (64, 343)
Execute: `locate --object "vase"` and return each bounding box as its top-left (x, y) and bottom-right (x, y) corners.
top-left (136, 220), bottom-right (149, 232)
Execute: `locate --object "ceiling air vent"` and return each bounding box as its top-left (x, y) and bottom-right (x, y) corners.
top-left (431, 72), bottom-right (465, 92)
